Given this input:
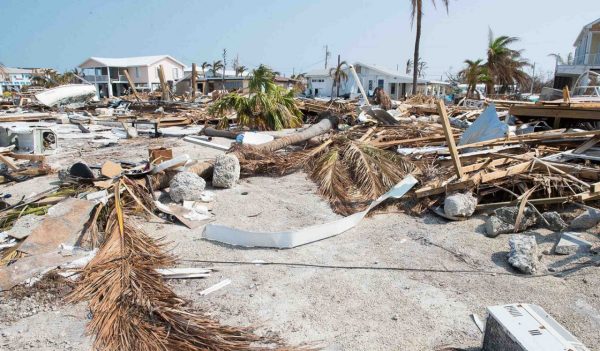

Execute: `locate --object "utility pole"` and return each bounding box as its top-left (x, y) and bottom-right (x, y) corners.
top-left (324, 45), bottom-right (331, 69)
top-left (222, 48), bottom-right (227, 89)
top-left (529, 62), bottom-right (536, 95)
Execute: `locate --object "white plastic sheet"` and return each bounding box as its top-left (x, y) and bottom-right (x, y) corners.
top-left (202, 175), bottom-right (418, 248)
top-left (458, 104), bottom-right (508, 146)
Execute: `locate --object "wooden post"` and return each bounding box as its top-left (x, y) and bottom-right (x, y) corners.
top-left (436, 99), bottom-right (463, 178)
top-left (191, 63), bottom-right (197, 100)
top-left (158, 65), bottom-right (170, 101)
top-left (123, 70), bottom-right (141, 101)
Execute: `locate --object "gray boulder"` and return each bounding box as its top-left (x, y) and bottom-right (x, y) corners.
top-left (485, 215), bottom-right (515, 237)
top-left (212, 154), bottom-right (240, 188)
top-left (507, 235), bottom-right (539, 274)
top-left (542, 212), bottom-right (567, 231)
top-left (570, 209), bottom-right (600, 230)
top-left (554, 232), bottom-right (592, 255)
top-left (444, 193), bottom-right (477, 217)
top-left (494, 206), bottom-right (537, 229)
top-left (169, 172), bottom-right (206, 203)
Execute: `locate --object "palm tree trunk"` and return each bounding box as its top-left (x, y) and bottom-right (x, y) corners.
top-left (256, 116), bottom-right (336, 153)
top-left (412, 3), bottom-right (422, 95)
top-left (336, 79), bottom-right (341, 97)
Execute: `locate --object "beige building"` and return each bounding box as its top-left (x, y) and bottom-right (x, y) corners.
top-left (78, 55), bottom-right (186, 98)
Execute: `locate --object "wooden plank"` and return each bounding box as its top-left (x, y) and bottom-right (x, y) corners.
top-left (510, 105), bottom-right (600, 120)
top-left (457, 129), bottom-right (600, 150)
top-left (573, 136), bottom-right (600, 154)
top-left (191, 63), bottom-right (198, 99)
top-left (8, 153), bottom-right (45, 162)
top-left (415, 160), bottom-right (533, 198)
top-left (371, 134), bottom-right (456, 148)
top-left (0, 154), bottom-right (19, 170)
top-left (437, 100), bottom-right (463, 178)
top-left (158, 65), bottom-right (170, 102)
top-left (461, 152), bottom-right (535, 173)
top-left (123, 70), bottom-right (141, 101)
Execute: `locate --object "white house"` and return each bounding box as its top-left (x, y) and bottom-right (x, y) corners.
top-left (554, 17), bottom-right (600, 90)
top-left (0, 67), bottom-right (34, 94)
top-left (78, 55), bottom-right (186, 98)
top-left (305, 62), bottom-right (434, 100)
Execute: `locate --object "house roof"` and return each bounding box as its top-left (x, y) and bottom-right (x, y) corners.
top-left (574, 17), bottom-right (600, 46)
top-left (354, 62), bottom-right (428, 84)
top-left (305, 69), bottom-right (331, 77)
top-left (3, 67), bottom-right (33, 74)
top-left (78, 55), bottom-right (185, 68)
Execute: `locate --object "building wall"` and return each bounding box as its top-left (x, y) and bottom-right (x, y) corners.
top-left (148, 57), bottom-right (184, 85)
top-left (307, 76), bottom-right (333, 97)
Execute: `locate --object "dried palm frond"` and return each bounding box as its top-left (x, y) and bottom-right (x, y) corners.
top-left (69, 180), bottom-right (297, 351)
top-left (309, 148), bottom-right (357, 214)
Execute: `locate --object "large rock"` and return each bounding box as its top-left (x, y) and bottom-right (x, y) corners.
top-left (494, 206), bottom-right (537, 229)
top-left (444, 193), bottom-right (477, 217)
top-left (554, 232), bottom-right (592, 255)
top-left (569, 209), bottom-right (600, 230)
top-left (507, 235), bottom-right (539, 274)
top-left (485, 215), bottom-right (514, 237)
top-left (169, 172), bottom-right (206, 203)
top-left (541, 211), bottom-right (567, 231)
top-left (212, 154), bottom-right (240, 188)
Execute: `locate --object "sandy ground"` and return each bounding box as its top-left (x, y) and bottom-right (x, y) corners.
top-left (1, 135), bottom-right (599, 351)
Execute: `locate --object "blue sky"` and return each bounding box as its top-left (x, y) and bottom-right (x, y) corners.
top-left (0, 0), bottom-right (597, 79)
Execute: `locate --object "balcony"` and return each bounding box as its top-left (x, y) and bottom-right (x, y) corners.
top-left (573, 53), bottom-right (600, 66)
top-left (82, 75), bottom-right (128, 83)
top-left (84, 75), bottom-right (109, 83)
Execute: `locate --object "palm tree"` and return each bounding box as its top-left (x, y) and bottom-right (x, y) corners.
top-left (459, 59), bottom-right (489, 98)
top-left (0, 63), bottom-right (7, 82)
top-left (409, 0), bottom-right (449, 95)
top-left (548, 52), bottom-right (574, 66)
top-left (200, 62), bottom-right (212, 94)
top-left (210, 60), bottom-right (224, 77)
top-left (486, 29), bottom-right (530, 94)
top-left (417, 60), bottom-right (427, 78)
top-left (329, 60), bottom-right (348, 99)
top-left (235, 65), bottom-right (247, 77)
top-left (208, 64), bottom-right (302, 130)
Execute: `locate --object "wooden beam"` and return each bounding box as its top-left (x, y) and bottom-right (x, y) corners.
top-left (123, 69), bottom-right (141, 101)
top-left (510, 105), bottom-right (600, 120)
top-left (191, 63), bottom-right (197, 100)
top-left (573, 135), bottom-right (600, 154)
top-left (562, 86), bottom-right (571, 104)
top-left (437, 100), bottom-right (463, 178)
top-left (0, 154), bottom-right (19, 170)
top-left (158, 65), bottom-right (170, 102)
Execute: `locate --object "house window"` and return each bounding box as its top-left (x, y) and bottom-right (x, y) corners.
top-left (155, 67), bottom-right (160, 78)
top-left (378, 79), bottom-right (384, 89)
top-left (172, 68), bottom-right (179, 80)
top-left (135, 67), bottom-right (140, 78)
top-left (390, 83), bottom-right (396, 95)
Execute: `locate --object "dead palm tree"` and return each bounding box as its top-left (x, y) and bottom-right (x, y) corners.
top-left (417, 60), bottom-right (427, 78)
top-left (210, 60), bottom-right (223, 77)
top-left (0, 62), bottom-right (8, 82)
top-left (329, 60), bottom-right (348, 99)
top-left (235, 65), bottom-right (247, 77)
top-left (486, 29), bottom-right (530, 94)
top-left (409, 0), bottom-right (449, 95)
top-left (548, 52), bottom-right (574, 66)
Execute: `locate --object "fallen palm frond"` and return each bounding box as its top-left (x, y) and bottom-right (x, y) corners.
top-left (236, 135), bottom-right (417, 215)
top-left (69, 180), bottom-right (297, 351)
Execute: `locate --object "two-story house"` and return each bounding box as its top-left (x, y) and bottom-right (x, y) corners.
top-left (78, 55), bottom-right (186, 98)
top-left (554, 18), bottom-right (600, 91)
top-left (0, 67), bottom-right (33, 94)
